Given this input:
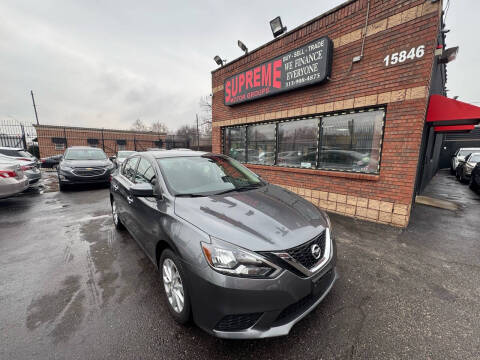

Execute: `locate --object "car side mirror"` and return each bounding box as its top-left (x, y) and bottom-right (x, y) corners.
top-left (109, 156), bottom-right (116, 161)
top-left (130, 183), bottom-right (155, 197)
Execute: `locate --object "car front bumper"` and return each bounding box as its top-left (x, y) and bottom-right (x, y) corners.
top-left (58, 169), bottom-right (112, 184)
top-left (183, 239), bottom-right (337, 339)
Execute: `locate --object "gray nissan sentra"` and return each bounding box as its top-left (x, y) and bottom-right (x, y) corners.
top-left (110, 150), bottom-right (337, 339)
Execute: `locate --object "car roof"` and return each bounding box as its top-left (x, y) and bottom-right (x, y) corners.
top-left (138, 149), bottom-right (209, 160)
top-left (0, 147), bottom-right (24, 150)
top-left (66, 146), bottom-right (104, 150)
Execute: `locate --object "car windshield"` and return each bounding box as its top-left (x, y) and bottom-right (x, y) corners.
top-left (64, 149), bottom-right (107, 160)
top-left (459, 149), bottom-right (479, 157)
top-left (156, 155), bottom-right (263, 195)
top-left (468, 154), bottom-right (480, 163)
top-left (117, 151), bottom-right (136, 159)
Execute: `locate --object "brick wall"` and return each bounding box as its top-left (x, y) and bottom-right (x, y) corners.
top-left (35, 124), bottom-right (166, 158)
top-left (211, 0), bottom-right (442, 227)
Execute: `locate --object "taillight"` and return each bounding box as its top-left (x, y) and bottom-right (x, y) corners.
top-left (21, 165), bottom-right (33, 171)
top-left (18, 158), bottom-right (31, 161)
top-left (0, 170), bottom-right (17, 178)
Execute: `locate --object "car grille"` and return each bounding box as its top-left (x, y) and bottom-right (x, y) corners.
top-left (72, 167), bottom-right (106, 177)
top-left (285, 231), bottom-right (326, 269)
top-left (214, 313), bottom-right (262, 332)
top-left (273, 269), bottom-right (334, 326)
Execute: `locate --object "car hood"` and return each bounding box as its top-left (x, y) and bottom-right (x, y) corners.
top-left (174, 184), bottom-right (328, 251)
top-left (61, 159), bottom-right (111, 168)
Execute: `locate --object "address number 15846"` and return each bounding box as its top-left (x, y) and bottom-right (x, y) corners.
top-left (383, 45), bottom-right (425, 66)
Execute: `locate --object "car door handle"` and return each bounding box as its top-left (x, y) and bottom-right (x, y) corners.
top-left (127, 196), bottom-right (134, 204)
top-left (112, 184), bottom-right (119, 191)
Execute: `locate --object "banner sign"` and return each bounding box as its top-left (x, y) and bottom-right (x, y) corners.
top-left (224, 36), bottom-right (333, 106)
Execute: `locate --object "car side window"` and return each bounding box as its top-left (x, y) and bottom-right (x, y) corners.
top-left (135, 158), bottom-right (156, 184)
top-left (122, 157), bottom-right (139, 183)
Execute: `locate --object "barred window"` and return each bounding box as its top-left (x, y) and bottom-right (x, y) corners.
top-left (224, 127), bottom-right (246, 162)
top-left (319, 110), bottom-right (383, 173)
top-left (222, 108), bottom-right (384, 174)
top-left (246, 123), bottom-right (276, 165)
top-left (277, 118), bottom-right (319, 168)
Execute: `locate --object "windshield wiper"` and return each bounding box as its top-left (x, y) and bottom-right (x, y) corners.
top-left (175, 193), bottom-right (206, 197)
top-left (236, 183), bottom-right (264, 191)
top-left (215, 183), bottom-right (263, 195)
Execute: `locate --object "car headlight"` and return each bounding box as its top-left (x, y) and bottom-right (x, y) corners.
top-left (59, 164), bottom-right (72, 171)
top-left (201, 237), bottom-right (280, 278)
top-left (106, 163), bottom-right (115, 170)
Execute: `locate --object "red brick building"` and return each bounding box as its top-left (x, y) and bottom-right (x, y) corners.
top-left (211, 0), bottom-right (454, 227)
top-left (35, 124), bottom-right (166, 158)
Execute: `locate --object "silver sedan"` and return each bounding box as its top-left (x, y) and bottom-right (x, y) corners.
top-left (0, 161), bottom-right (29, 199)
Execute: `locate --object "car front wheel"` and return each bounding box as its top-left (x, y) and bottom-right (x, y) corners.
top-left (160, 249), bottom-right (191, 324)
top-left (59, 181), bottom-right (67, 191)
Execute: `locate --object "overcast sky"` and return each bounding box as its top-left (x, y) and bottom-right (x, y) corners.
top-left (0, 0), bottom-right (477, 132)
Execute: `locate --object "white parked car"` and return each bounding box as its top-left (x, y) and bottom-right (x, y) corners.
top-left (451, 147), bottom-right (480, 174)
top-left (0, 154), bottom-right (41, 184)
top-left (0, 160), bottom-right (29, 199)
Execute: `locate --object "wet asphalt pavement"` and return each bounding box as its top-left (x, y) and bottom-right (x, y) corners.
top-left (1, 170), bottom-right (479, 359)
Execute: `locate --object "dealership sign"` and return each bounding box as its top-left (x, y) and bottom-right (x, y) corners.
top-left (224, 36), bottom-right (333, 106)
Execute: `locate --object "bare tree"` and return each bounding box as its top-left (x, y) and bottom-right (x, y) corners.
top-left (130, 118), bottom-right (148, 131)
top-left (199, 96), bottom-right (212, 136)
top-left (150, 121), bottom-right (168, 134)
top-left (176, 124), bottom-right (197, 141)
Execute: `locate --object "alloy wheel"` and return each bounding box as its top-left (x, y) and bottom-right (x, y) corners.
top-left (162, 258), bottom-right (184, 313)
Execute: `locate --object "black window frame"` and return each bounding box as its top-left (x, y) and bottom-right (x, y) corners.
top-left (122, 155), bottom-right (140, 183)
top-left (134, 157), bottom-right (157, 185)
top-left (87, 138), bottom-right (99, 146)
top-left (221, 106), bottom-right (386, 175)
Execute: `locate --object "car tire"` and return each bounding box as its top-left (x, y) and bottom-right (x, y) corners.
top-left (111, 199), bottom-right (125, 230)
top-left (59, 181), bottom-right (67, 191)
top-left (469, 177), bottom-right (479, 191)
top-left (159, 249), bottom-right (191, 324)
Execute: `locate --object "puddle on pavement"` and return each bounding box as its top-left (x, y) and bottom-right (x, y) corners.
top-left (79, 216), bottom-right (120, 306)
top-left (26, 275), bottom-right (85, 344)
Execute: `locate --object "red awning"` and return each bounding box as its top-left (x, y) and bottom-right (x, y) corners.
top-left (434, 124), bottom-right (475, 133)
top-left (427, 95), bottom-right (480, 129)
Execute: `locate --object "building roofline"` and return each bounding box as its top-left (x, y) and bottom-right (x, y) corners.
top-left (211, 0), bottom-right (357, 75)
top-left (34, 124), bottom-right (166, 136)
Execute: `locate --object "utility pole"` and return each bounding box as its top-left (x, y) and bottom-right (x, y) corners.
top-left (30, 90), bottom-right (39, 125)
top-left (196, 113), bottom-right (200, 151)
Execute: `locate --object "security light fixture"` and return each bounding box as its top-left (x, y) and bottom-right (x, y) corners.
top-left (438, 46), bottom-right (459, 64)
top-left (214, 55), bottom-right (226, 67)
top-left (270, 16), bottom-right (287, 38)
top-left (237, 40), bottom-right (248, 54)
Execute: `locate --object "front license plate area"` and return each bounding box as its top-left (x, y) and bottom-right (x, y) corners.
top-left (311, 268), bottom-right (333, 296)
